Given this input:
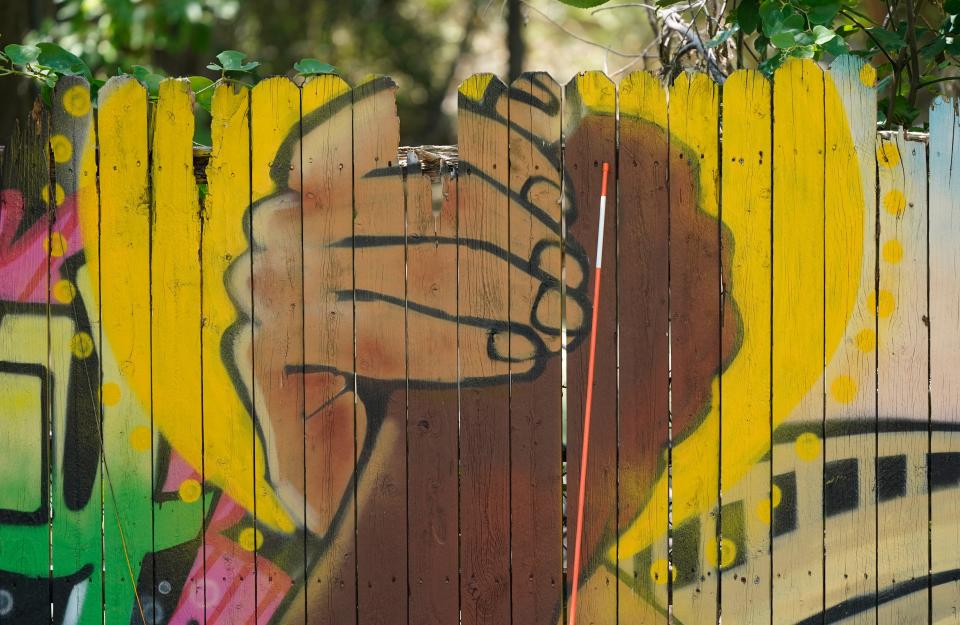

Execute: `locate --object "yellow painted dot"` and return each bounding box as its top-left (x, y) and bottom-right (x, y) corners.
top-left (130, 426), bottom-right (151, 451)
top-left (771, 484), bottom-right (782, 508)
top-left (40, 184), bottom-right (66, 208)
top-left (705, 537), bottom-right (738, 569)
top-left (52, 279), bottom-right (75, 303)
top-left (756, 499), bottom-right (772, 524)
top-left (100, 382), bottom-right (121, 407)
top-left (178, 478), bottom-right (202, 503)
top-left (882, 240), bottom-right (904, 264)
top-left (859, 64), bottom-right (877, 87)
top-left (50, 134), bottom-right (73, 163)
top-left (831, 375), bottom-right (858, 404)
top-left (70, 331), bottom-right (94, 358)
top-left (795, 432), bottom-right (821, 461)
top-left (63, 85), bottom-right (91, 117)
top-left (855, 328), bottom-right (876, 352)
top-left (44, 231), bottom-right (67, 257)
top-left (868, 290), bottom-right (896, 318)
top-left (238, 527), bottom-right (263, 552)
top-left (883, 190), bottom-right (907, 216)
top-left (877, 143), bottom-right (900, 168)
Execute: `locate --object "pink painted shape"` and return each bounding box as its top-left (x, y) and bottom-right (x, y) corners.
top-left (0, 189), bottom-right (82, 303)
top-left (167, 495), bottom-right (293, 625)
top-left (162, 450), bottom-right (201, 493)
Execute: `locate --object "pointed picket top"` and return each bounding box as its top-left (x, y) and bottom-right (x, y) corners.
top-left (619, 70), bottom-right (666, 129)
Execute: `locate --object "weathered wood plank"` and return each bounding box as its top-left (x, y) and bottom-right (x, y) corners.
top-left (352, 75), bottom-right (408, 625)
top-left (0, 102), bottom-right (54, 623)
top-left (457, 73), bottom-right (511, 625)
top-left (93, 76), bottom-right (155, 625)
top-left (771, 58), bottom-right (826, 625)
top-left (406, 170), bottom-right (460, 625)
top-left (506, 71), bottom-right (564, 625)
top-left (45, 75), bottom-right (104, 625)
top-left (248, 75), bottom-right (305, 624)
top-left (876, 131), bottom-right (929, 625)
top-left (150, 77), bottom-right (206, 622)
top-left (667, 70), bottom-right (722, 625)
top-left (822, 57), bottom-right (878, 625)
top-left (615, 69), bottom-right (670, 625)
top-left (562, 70), bottom-right (617, 625)
top-left (199, 81), bottom-right (257, 625)
top-left (718, 68), bottom-right (772, 625)
top-left (929, 95), bottom-right (960, 624)
top-left (297, 74), bottom-right (356, 625)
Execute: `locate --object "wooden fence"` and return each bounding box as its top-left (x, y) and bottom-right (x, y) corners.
top-left (0, 55), bottom-right (958, 625)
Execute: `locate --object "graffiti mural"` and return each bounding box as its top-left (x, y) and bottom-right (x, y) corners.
top-left (0, 56), bottom-right (957, 625)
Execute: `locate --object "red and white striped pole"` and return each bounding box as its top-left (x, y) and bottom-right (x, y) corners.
top-left (567, 161), bottom-right (609, 625)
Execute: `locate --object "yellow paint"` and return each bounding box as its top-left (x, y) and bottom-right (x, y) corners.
top-left (62, 84), bottom-right (91, 117)
top-left (868, 289), bottom-right (896, 317)
top-left (706, 537), bottom-right (738, 569)
top-left (795, 432), bottom-right (822, 461)
top-left (41, 184), bottom-right (65, 207)
top-left (252, 77), bottom-right (304, 202)
top-left (830, 375), bottom-right (858, 403)
top-left (649, 558), bottom-right (673, 585)
top-left (45, 231), bottom-right (67, 257)
top-left (757, 499), bottom-right (772, 524)
top-left (877, 142), bottom-right (901, 167)
top-left (616, 60), bottom-right (863, 563)
top-left (130, 426), bottom-right (151, 451)
top-left (771, 483), bottom-right (782, 507)
top-left (52, 279), bottom-right (76, 303)
top-left (178, 479), bottom-right (202, 503)
top-left (100, 382), bottom-right (121, 406)
top-left (50, 134), bottom-right (73, 163)
top-left (855, 328), bottom-right (876, 352)
top-left (70, 332), bottom-right (94, 358)
top-left (882, 239), bottom-right (904, 263)
top-left (458, 73), bottom-right (494, 102)
top-left (859, 64), bottom-right (877, 87)
top-left (883, 190), bottom-right (907, 216)
top-left (238, 527), bottom-right (263, 552)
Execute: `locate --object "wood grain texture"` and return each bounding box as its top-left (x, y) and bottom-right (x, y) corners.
top-left (823, 57), bottom-right (877, 625)
top-left (929, 96), bottom-right (960, 624)
top-left (352, 75), bottom-right (408, 625)
top-left (150, 77), bottom-right (205, 620)
top-left (94, 76), bottom-right (153, 625)
top-left (562, 70), bottom-right (617, 625)
top-left (506, 72), bottom-right (564, 625)
top-left (457, 73), bottom-right (511, 625)
top-left (616, 69), bottom-right (670, 625)
top-left (667, 70), bottom-right (722, 625)
top-left (718, 69), bottom-right (772, 625)
top-left (406, 171), bottom-right (460, 625)
top-left (248, 75), bottom-right (304, 624)
top-left (876, 131), bottom-right (928, 625)
top-left (298, 74), bottom-right (356, 625)
top-left (204, 82), bottom-right (256, 625)
top-left (0, 99), bottom-right (54, 623)
top-left (771, 58), bottom-right (825, 625)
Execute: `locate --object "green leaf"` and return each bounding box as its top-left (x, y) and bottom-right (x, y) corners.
top-left (556, 0), bottom-right (610, 6)
top-left (188, 75), bottom-right (215, 112)
top-left (206, 63), bottom-right (223, 71)
top-left (789, 45), bottom-right (816, 58)
top-left (808, 2), bottom-right (840, 25)
top-left (132, 65), bottom-right (164, 98)
top-left (215, 50), bottom-right (251, 71)
top-left (812, 24), bottom-right (837, 44)
top-left (867, 27), bottom-right (907, 52)
top-left (705, 26), bottom-right (740, 48)
top-left (946, 0), bottom-right (960, 14)
top-left (771, 30), bottom-right (799, 48)
top-left (737, 0), bottom-right (761, 34)
top-left (921, 37), bottom-right (947, 58)
top-left (4, 44), bottom-right (40, 66)
top-left (822, 35), bottom-right (850, 56)
top-left (36, 43), bottom-right (91, 79)
top-left (294, 58), bottom-right (339, 75)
